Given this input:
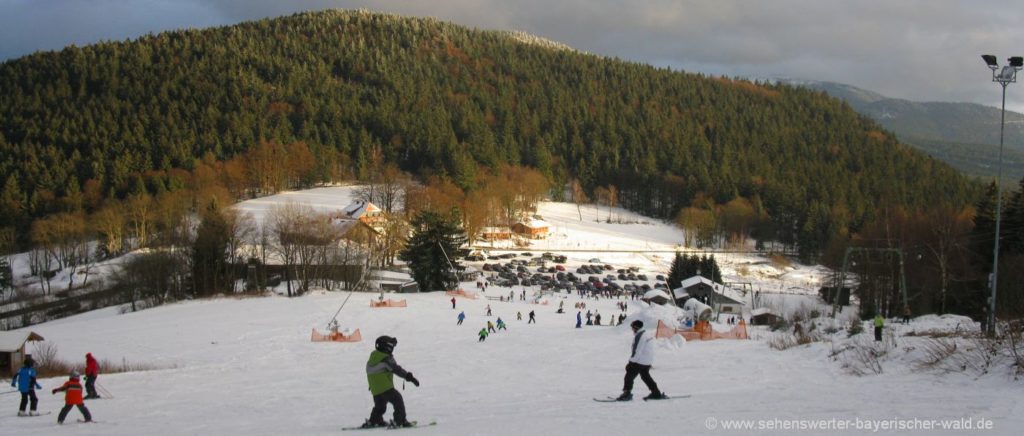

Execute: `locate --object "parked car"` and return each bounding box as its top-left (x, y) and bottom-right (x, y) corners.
top-left (520, 252), bottom-right (533, 257)
top-left (541, 252), bottom-right (554, 260)
top-left (588, 258), bottom-right (601, 263)
top-left (555, 264), bottom-right (566, 271)
top-left (554, 255), bottom-right (568, 263)
top-left (656, 274), bottom-right (665, 281)
top-left (604, 264), bottom-right (614, 270)
top-left (638, 274), bottom-right (648, 281)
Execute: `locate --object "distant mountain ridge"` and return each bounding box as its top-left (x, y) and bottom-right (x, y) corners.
top-left (789, 80), bottom-right (1024, 148)
top-left (784, 80), bottom-right (1024, 182)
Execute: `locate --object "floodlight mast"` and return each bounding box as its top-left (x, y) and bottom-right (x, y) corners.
top-left (980, 54), bottom-right (1022, 334)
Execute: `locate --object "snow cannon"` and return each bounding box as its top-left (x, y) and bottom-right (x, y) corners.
top-left (683, 298), bottom-right (713, 321)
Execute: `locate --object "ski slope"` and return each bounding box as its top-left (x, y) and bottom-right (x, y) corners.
top-left (4, 186), bottom-right (1021, 434)
top-left (6, 292), bottom-right (1021, 435)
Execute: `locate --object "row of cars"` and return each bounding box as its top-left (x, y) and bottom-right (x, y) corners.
top-left (477, 257), bottom-right (668, 295)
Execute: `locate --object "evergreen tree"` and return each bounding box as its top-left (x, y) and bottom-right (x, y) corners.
top-left (191, 200), bottom-right (231, 296)
top-left (666, 252), bottom-right (686, 289)
top-left (399, 210), bottom-right (467, 292)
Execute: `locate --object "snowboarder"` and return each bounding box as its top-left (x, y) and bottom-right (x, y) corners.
top-left (457, 311), bottom-right (466, 325)
top-left (874, 314), bottom-right (885, 341)
top-left (478, 327), bottom-right (488, 342)
top-left (528, 310), bottom-right (536, 324)
top-left (487, 320), bottom-right (496, 333)
top-left (11, 356), bottom-right (42, 416)
top-left (496, 318), bottom-right (507, 331)
top-left (84, 352), bottom-right (99, 399)
top-left (576, 311), bottom-right (582, 328)
top-left (616, 320), bottom-right (665, 401)
top-left (361, 336), bottom-right (419, 429)
top-left (451, 297), bottom-right (457, 309)
top-left (52, 371), bottom-right (92, 424)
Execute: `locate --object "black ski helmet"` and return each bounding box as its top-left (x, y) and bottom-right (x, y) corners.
top-left (630, 320), bottom-right (644, 330)
top-left (375, 335), bottom-right (397, 354)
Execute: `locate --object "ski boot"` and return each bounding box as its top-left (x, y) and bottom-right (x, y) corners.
top-left (615, 391), bottom-right (633, 401)
top-left (644, 391), bottom-right (668, 400)
top-left (389, 420), bottom-right (415, 428)
top-left (359, 418), bottom-right (388, 429)
top-left (29, 411), bottom-right (40, 416)
top-left (17, 411), bottom-right (27, 417)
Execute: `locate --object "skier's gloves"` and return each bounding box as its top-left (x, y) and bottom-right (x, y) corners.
top-left (407, 373), bottom-right (420, 387)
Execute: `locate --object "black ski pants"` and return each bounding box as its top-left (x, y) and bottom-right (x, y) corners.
top-left (19, 390), bottom-right (38, 411)
top-left (369, 388), bottom-right (406, 424)
top-left (57, 403), bottom-right (92, 423)
top-left (622, 361), bottom-right (660, 394)
top-left (85, 375), bottom-right (98, 398)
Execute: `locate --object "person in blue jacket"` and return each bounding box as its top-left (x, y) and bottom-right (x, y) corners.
top-left (457, 311), bottom-right (466, 325)
top-left (576, 311), bottom-right (583, 328)
top-left (11, 356), bottom-right (43, 416)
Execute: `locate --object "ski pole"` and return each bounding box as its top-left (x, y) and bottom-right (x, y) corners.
top-left (96, 382), bottom-right (114, 399)
top-left (0, 390), bottom-right (20, 396)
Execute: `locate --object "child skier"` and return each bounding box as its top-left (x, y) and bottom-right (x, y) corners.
top-left (616, 320), bottom-right (666, 401)
top-left (487, 320), bottom-right (496, 333)
top-left (11, 356), bottom-right (42, 416)
top-left (496, 317), bottom-right (507, 331)
top-left (361, 336), bottom-right (419, 429)
top-left (478, 327), bottom-right (488, 342)
top-left (52, 371), bottom-right (92, 424)
top-left (457, 311), bottom-right (466, 325)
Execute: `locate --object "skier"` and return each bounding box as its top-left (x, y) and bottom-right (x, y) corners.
top-left (451, 297), bottom-right (457, 309)
top-left (528, 310), bottom-right (536, 324)
top-left (84, 352), bottom-right (99, 399)
top-left (496, 317), bottom-right (507, 331)
top-left (457, 311), bottom-right (466, 325)
top-left (594, 312), bottom-right (602, 326)
top-left (576, 311), bottom-right (582, 328)
top-left (487, 320), bottom-right (496, 333)
top-left (52, 371), bottom-right (92, 424)
top-left (11, 356), bottom-right (42, 416)
top-left (361, 336), bottom-right (419, 429)
top-left (616, 320), bottom-right (666, 401)
top-left (874, 313), bottom-right (885, 341)
top-left (478, 327), bottom-right (488, 342)
top-left (486, 305), bottom-right (492, 317)
top-left (517, 311), bottom-right (522, 321)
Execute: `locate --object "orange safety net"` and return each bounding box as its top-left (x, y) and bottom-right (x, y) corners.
top-left (370, 299), bottom-right (408, 308)
top-left (445, 289), bottom-right (479, 299)
top-left (311, 328), bottom-right (363, 342)
top-left (655, 319), bottom-right (748, 341)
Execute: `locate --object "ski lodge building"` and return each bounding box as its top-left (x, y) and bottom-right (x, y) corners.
top-left (672, 276), bottom-right (746, 316)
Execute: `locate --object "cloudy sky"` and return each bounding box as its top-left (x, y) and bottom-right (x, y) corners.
top-left (2, 0), bottom-right (1023, 111)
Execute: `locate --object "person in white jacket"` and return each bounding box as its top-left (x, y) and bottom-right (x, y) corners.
top-left (616, 320), bottom-right (666, 401)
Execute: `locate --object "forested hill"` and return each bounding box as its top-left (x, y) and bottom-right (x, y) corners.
top-left (0, 10), bottom-right (976, 254)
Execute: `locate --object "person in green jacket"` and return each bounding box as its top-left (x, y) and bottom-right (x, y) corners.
top-left (478, 327), bottom-right (488, 342)
top-left (361, 336), bottom-right (419, 429)
top-left (873, 314), bottom-right (884, 341)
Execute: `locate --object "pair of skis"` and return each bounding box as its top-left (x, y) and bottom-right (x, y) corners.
top-left (342, 421), bottom-right (437, 431)
top-left (593, 394), bottom-right (691, 402)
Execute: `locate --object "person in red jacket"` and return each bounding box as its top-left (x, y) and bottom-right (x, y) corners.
top-left (52, 371), bottom-right (92, 424)
top-left (84, 352), bottom-right (99, 399)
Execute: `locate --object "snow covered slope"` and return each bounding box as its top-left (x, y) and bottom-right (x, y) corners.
top-left (6, 292), bottom-right (1021, 435)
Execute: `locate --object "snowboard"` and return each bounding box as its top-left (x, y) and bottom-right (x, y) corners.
top-left (343, 420), bottom-right (437, 431)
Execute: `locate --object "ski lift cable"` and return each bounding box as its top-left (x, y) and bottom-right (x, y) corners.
top-left (325, 247), bottom-right (380, 328)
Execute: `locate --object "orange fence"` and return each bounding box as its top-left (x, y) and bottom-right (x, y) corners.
top-left (311, 328), bottom-right (363, 343)
top-left (446, 289), bottom-right (478, 299)
top-left (655, 319), bottom-right (748, 341)
top-left (370, 299), bottom-right (408, 308)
